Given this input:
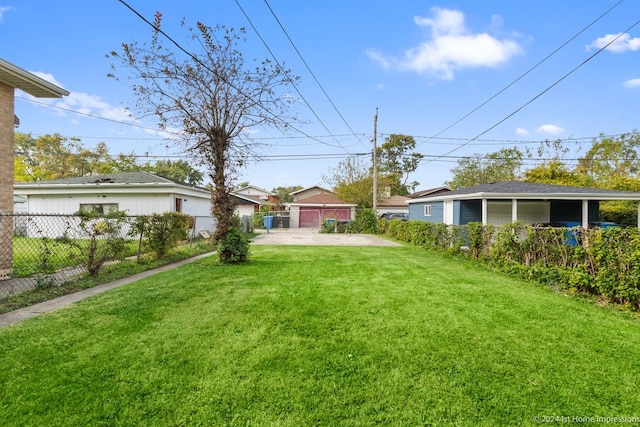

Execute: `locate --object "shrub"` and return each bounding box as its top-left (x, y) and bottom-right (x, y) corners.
top-left (218, 227), bottom-right (251, 264)
top-left (346, 209), bottom-right (378, 234)
top-left (60, 210), bottom-right (131, 276)
top-left (465, 222), bottom-right (494, 259)
top-left (132, 212), bottom-right (192, 259)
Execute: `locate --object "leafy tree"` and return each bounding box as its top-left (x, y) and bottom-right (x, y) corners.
top-left (523, 159), bottom-right (586, 187)
top-left (14, 132), bottom-right (37, 182)
top-left (109, 15), bottom-right (297, 247)
top-left (14, 133), bottom-right (82, 181)
top-left (14, 133), bottom-right (140, 181)
top-left (523, 139), bottom-right (586, 187)
top-left (576, 132), bottom-right (640, 191)
top-left (272, 185), bottom-right (303, 203)
top-left (143, 159), bottom-right (204, 186)
top-left (377, 134), bottom-right (423, 195)
top-left (446, 147), bottom-right (524, 189)
top-left (575, 132), bottom-right (640, 225)
top-left (322, 156), bottom-right (381, 207)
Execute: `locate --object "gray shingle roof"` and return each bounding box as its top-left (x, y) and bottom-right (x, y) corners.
top-left (16, 171), bottom-right (177, 186)
top-left (442, 181), bottom-right (640, 196)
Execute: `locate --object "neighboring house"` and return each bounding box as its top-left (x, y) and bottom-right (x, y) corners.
top-left (14, 171), bottom-right (217, 236)
top-left (409, 186), bottom-right (451, 199)
top-left (377, 186), bottom-right (451, 217)
top-left (13, 194), bottom-right (27, 214)
top-left (233, 185), bottom-right (281, 210)
top-left (232, 193), bottom-right (262, 218)
top-left (376, 195), bottom-right (410, 217)
top-left (287, 186), bottom-right (357, 228)
top-left (407, 181), bottom-right (640, 228)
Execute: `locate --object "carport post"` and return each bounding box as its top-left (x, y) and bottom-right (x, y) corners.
top-left (481, 199), bottom-right (488, 225)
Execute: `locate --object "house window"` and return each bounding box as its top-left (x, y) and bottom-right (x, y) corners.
top-left (79, 203), bottom-right (119, 214)
top-left (424, 204), bottom-right (432, 217)
top-left (175, 198), bottom-right (182, 213)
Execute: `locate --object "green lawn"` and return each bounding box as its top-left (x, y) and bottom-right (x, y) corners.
top-left (12, 237), bottom-right (140, 277)
top-left (1, 245), bottom-right (639, 426)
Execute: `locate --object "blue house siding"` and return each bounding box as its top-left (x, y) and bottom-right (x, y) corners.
top-left (459, 200), bottom-right (482, 225)
top-left (408, 201), bottom-right (444, 223)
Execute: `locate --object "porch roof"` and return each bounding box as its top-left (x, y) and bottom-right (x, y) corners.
top-left (408, 181), bottom-right (640, 203)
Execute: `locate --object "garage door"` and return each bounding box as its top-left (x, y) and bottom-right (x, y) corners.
top-left (300, 209), bottom-right (320, 227)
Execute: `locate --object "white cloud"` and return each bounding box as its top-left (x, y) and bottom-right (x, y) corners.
top-left (0, 6), bottom-right (11, 21)
top-left (367, 7), bottom-right (522, 80)
top-left (536, 124), bottom-right (563, 135)
top-left (586, 33), bottom-right (640, 53)
top-left (29, 71), bottom-right (66, 89)
top-left (24, 70), bottom-right (133, 123)
top-left (515, 127), bottom-right (529, 136)
top-left (623, 78), bottom-right (640, 88)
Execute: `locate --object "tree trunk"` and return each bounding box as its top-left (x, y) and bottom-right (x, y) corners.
top-left (210, 130), bottom-right (236, 242)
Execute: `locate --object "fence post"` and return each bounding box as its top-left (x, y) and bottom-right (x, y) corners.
top-left (0, 212), bottom-right (13, 280)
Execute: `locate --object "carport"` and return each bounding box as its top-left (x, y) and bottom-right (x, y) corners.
top-left (408, 181), bottom-right (640, 228)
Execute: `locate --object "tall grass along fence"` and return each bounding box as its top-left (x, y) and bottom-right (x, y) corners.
top-left (0, 212), bottom-right (216, 302)
top-left (379, 219), bottom-right (640, 311)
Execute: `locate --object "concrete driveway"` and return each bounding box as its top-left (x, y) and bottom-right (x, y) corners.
top-left (251, 228), bottom-right (401, 247)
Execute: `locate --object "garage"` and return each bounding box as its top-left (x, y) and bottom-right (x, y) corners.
top-left (288, 187), bottom-right (357, 228)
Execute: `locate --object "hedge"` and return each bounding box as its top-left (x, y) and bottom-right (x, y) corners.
top-left (380, 219), bottom-right (640, 311)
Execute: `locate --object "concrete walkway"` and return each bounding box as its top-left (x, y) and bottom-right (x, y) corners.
top-left (251, 228), bottom-right (401, 247)
top-left (0, 251), bottom-right (216, 328)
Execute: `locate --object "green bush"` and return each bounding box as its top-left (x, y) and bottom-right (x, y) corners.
top-left (379, 219), bottom-right (640, 310)
top-left (218, 227), bottom-right (251, 264)
top-left (345, 209), bottom-right (378, 234)
top-left (132, 212), bottom-right (192, 259)
top-left (60, 210), bottom-right (131, 276)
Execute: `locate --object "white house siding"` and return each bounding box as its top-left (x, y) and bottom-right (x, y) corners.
top-left (19, 190), bottom-right (214, 238)
top-left (26, 194), bottom-right (169, 215)
top-left (487, 201), bottom-right (549, 226)
top-left (236, 205), bottom-right (255, 219)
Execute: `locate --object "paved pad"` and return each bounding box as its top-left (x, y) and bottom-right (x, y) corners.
top-left (251, 229), bottom-right (401, 247)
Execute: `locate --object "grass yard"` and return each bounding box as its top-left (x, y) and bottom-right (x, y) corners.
top-left (1, 245), bottom-right (639, 426)
top-left (12, 237), bottom-right (140, 277)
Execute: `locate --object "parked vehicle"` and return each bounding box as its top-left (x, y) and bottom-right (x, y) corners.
top-left (380, 212), bottom-right (408, 221)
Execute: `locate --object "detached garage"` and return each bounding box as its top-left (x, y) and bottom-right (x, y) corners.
top-left (287, 186), bottom-right (356, 228)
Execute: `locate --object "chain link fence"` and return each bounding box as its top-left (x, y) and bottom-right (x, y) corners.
top-left (0, 213), bottom-right (217, 302)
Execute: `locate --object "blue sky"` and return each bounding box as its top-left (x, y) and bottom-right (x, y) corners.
top-left (3, 0), bottom-right (640, 191)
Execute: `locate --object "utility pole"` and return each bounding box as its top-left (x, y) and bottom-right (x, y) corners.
top-left (372, 108), bottom-right (378, 211)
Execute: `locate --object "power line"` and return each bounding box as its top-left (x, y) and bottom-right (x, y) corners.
top-left (419, 0), bottom-right (624, 148)
top-left (427, 15), bottom-right (640, 164)
top-left (18, 89), bottom-right (635, 150)
top-left (116, 0), bottom-right (340, 149)
top-left (262, 0), bottom-right (364, 146)
top-left (234, 0), bottom-right (352, 154)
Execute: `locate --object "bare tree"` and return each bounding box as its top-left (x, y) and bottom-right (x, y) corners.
top-left (109, 13), bottom-right (297, 242)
